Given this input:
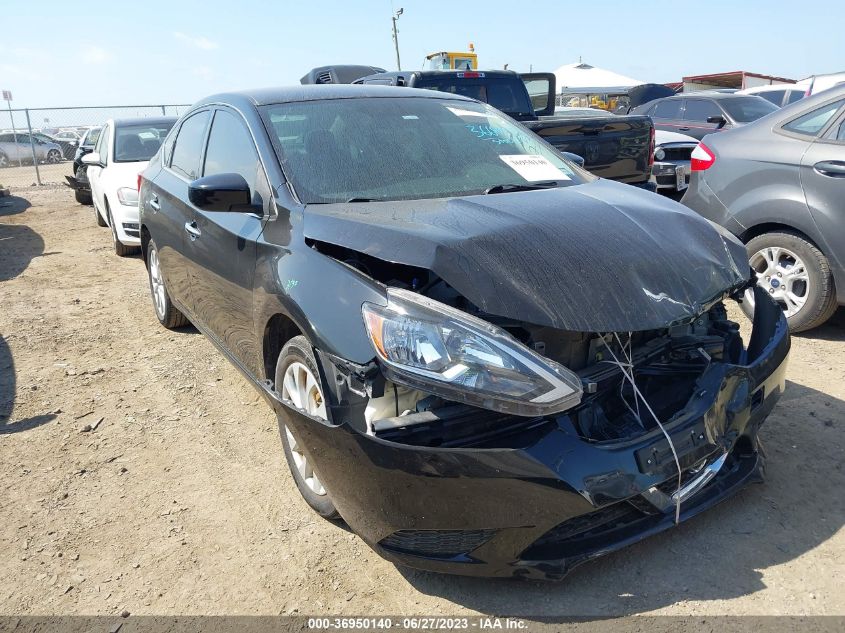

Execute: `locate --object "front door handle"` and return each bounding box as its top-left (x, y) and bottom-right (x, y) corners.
top-left (184, 221), bottom-right (201, 240)
top-left (678, 126), bottom-right (691, 131)
top-left (149, 195), bottom-right (160, 211)
top-left (813, 160), bottom-right (845, 177)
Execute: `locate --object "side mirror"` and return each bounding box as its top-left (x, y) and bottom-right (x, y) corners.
top-left (560, 151), bottom-right (585, 167)
top-left (188, 173), bottom-right (252, 212)
top-left (707, 115), bottom-right (727, 127)
top-left (82, 152), bottom-right (102, 166)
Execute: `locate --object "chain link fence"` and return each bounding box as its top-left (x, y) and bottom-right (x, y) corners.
top-left (0, 105), bottom-right (191, 190)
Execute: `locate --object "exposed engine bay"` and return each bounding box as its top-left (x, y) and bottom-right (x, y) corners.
top-left (312, 239), bottom-right (746, 447)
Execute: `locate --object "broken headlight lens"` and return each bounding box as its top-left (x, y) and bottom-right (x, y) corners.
top-left (362, 288), bottom-right (583, 416)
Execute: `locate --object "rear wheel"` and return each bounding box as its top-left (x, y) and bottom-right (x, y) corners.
top-left (146, 239), bottom-right (189, 329)
top-left (275, 336), bottom-right (339, 519)
top-left (742, 231), bottom-right (837, 332)
top-left (0, 152), bottom-right (8, 168)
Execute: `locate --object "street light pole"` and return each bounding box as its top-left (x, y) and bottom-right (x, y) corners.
top-left (391, 8), bottom-right (403, 71)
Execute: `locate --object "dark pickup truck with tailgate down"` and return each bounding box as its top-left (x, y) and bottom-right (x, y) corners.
top-left (304, 67), bottom-right (656, 188)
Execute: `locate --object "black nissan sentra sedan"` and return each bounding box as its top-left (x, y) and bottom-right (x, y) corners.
top-left (138, 85), bottom-right (789, 580)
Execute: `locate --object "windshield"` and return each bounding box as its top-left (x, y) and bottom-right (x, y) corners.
top-left (262, 97), bottom-right (587, 204)
top-left (83, 127), bottom-right (102, 147)
top-left (113, 122), bottom-right (175, 162)
top-left (721, 97), bottom-right (779, 123)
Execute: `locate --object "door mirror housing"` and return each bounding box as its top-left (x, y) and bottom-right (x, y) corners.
top-left (189, 173), bottom-right (253, 212)
top-left (560, 151), bottom-right (585, 167)
top-left (81, 152), bottom-right (102, 166)
top-left (706, 115), bottom-right (727, 127)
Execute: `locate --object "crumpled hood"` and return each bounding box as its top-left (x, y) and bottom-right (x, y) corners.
top-left (303, 179), bottom-right (749, 332)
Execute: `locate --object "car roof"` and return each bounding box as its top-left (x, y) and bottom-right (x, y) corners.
top-left (194, 84), bottom-right (476, 108)
top-left (106, 116), bottom-right (178, 127)
top-left (662, 92), bottom-right (757, 101)
top-left (739, 84), bottom-right (802, 94)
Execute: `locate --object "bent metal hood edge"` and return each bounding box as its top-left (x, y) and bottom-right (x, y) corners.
top-left (303, 179), bottom-right (750, 332)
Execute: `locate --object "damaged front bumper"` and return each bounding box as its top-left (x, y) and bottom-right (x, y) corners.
top-left (265, 290), bottom-right (789, 579)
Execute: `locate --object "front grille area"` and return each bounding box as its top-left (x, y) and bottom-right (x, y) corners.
top-left (379, 529), bottom-right (497, 558)
top-left (521, 502), bottom-right (650, 561)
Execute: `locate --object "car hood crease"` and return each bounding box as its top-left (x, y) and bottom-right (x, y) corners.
top-left (303, 179), bottom-right (749, 332)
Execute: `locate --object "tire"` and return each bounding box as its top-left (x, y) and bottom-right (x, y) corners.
top-left (742, 231), bottom-right (838, 332)
top-left (0, 152), bottom-right (7, 168)
top-left (275, 336), bottom-right (339, 520)
top-left (75, 189), bottom-right (92, 205)
top-left (145, 239), bottom-right (189, 329)
top-left (47, 149), bottom-right (62, 163)
top-left (106, 203), bottom-right (139, 257)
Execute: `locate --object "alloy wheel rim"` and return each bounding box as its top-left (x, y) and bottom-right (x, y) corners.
top-left (148, 249), bottom-right (167, 319)
top-left (281, 361), bottom-right (328, 496)
top-left (48, 150), bottom-right (61, 163)
top-left (746, 246), bottom-right (810, 318)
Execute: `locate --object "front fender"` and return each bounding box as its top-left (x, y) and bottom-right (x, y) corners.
top-left (253, 238), bottom-right (386, 367)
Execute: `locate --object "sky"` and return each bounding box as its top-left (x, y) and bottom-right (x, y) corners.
top-left (1, 0), bottom-right (843, 109)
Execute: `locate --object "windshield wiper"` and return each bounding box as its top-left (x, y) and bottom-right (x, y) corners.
top-left (483, 181), bottom-right (561, 195)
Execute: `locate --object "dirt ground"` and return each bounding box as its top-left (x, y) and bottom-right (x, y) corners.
top-left (1, 187), bottom-right (844, 617)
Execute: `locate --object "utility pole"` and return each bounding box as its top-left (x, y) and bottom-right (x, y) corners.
top-left (391, 8), bottom-right (403, 71)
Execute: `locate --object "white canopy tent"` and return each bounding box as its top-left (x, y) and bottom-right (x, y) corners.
top-left (554, 62), bottom-right (644, 93)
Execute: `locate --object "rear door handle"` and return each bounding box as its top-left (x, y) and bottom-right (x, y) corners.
top-left (184, 221), bottom-right (201, 240)
top-left (149, 195), bottom-right (160, 211)
top-left (678, 126), bottom-right (691, 131)
top-left (813, 160), bottom-right (845, 177)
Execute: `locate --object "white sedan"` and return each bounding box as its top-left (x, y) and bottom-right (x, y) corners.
top-left (84, 117), bottom-right (176, 256)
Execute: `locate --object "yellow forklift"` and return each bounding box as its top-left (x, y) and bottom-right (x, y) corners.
top-left (425, 45), bottom-right (478, 71)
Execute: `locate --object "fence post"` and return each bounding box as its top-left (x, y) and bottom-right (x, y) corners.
top-left (161, 105), bottom-right (166, 115)
top-left (8, 102), bottom-right (22, 167)
top-left (24, 109), bottom-right (42, 186)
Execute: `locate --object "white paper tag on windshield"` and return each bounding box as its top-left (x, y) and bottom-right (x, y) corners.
top-left (446, 106), bottom-right (488, 118)
top-left (499, 155), bottom-right (570, 181)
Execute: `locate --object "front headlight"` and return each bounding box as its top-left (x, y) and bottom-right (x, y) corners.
top-left (362, 288), bottom-right (583, 416)
top-left (654, 147), bottom-right (666, 161)
top-left (117, 187), bottom-right (139, 206)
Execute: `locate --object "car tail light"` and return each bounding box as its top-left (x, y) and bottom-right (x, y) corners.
top-left (690, 143), bottom-right (716, 171)
top-left (648, 126), bottom-right (655, 168)
top-left (137, 173), bottom-right (142, 191)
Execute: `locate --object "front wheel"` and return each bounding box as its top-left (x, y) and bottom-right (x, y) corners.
top-left (75, 189), bottom-right (92, 205)
top-left (46, 149), bottom-right (62, 163)
top-left (0, 152), bottom-right (8, 168)
top-left (146, 239), bottom-right (189, 329)
top-left (275, 336), bottom-right (339, 519)
top-left (742, 231), bottom-right (837, 332)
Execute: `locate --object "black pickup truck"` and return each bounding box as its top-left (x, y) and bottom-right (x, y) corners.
top-left (303, 67), bottom-right (655, 187)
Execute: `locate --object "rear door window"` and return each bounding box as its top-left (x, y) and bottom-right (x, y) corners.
top-left (170, 110), bottom-right (211, 180)
top-left (683, 99), bottom-right (722, 121)
top-left (782, 99), bottom-right (845, 137)
top-left (652, 100), bottom-right (683, 119)
top-left (786, 90), bottom-right (805, 105)
top-left (758, 90), bottom-right (786, 106)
